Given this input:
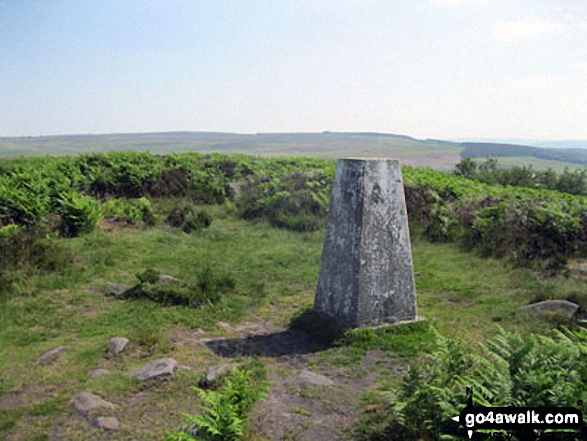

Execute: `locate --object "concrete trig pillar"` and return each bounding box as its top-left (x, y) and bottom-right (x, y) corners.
top-left (314, 158), bottom-right (417, 328)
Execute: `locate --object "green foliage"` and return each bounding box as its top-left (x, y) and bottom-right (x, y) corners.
top-left (3, 151), bottom-right (587, 271)
top-left (372, 327), bottom-right (587, 440)
top-left (102, 197), bottom-right (154, 225)
top-left (166, 363), bottom-right (269, 441)
top-left (166, 204), bottom-right (213, 233)
top-left (0, 224), bottom-right (71, 302)
top-left (454, 157), bottom-right (587, 196)
top-left (236, 171), bottom-right (332, 232)
top-left (0, 224), bottom-right (70, 273)
top-left (120, 266), bottom-right (234, 308)
top-left (56, 193), bottom-right (102, 237)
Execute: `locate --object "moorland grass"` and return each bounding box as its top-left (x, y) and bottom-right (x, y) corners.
top-left (1, 202), bottom-right (585, 439)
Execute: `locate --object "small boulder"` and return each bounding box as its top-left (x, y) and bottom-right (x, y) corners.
top-left (106, 283), bottom-right (130, 297)
top-left (89, 369), bottom-right (111, 379)
top-left (38, 346), bottom-right (65, 363)
top-left (519, 300), bottom-right (579, 319)
top-left (203, 364), bottom-right (234, 386)
top-left (72, 391), bottom-right (115, 415)
top-left (129, 358), bottom-right (178, 381)
top-left (216, 321), bottom-right (232, 331)
top-left (108, 337), bottom-right (129, 355)
top-left (298, 370), bottom-right (335, 387)
top-left (158, 275), bottom-right (181, 284)
top-left (95, 416), bottom-right (119, 431)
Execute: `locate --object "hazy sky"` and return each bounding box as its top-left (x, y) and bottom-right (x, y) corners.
top-left (1, 0), bottom-right (586, 139)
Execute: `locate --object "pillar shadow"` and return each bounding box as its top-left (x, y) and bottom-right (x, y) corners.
top-left (204, 328), bottom-right (334, 358)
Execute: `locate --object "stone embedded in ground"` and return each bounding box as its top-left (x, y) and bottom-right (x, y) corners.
top-left (94, 416), bottom-right (119, 431)
top-left (89, 369), bottom-right (111, 379)
top-left (216, 321), bottom-right (232, 331)
top-left (298, 370), bottom-right (335, 386)
top-left (158, 274), bottom-right (181, 283)
top-left (519, 300), bottom-right (579, 318)
top-left (204, 363), bottom-right (234, 386)
top-left (129, 358), bottom-right (178, 381)
top-left (106, 283), bottom-right (130, 297)
top-left (107, 337), bottom-right (129, 355)
top-left (72, 392), bottom-right (115, 415)
top-left (38, 346), bottom-right (65, 363)
top-left (314, 158), bottom-right (417, 328)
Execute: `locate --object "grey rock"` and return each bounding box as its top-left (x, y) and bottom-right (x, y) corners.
top-left (314, 158), bottom-right (417, 328)
top-left (89, 369), bottom-right (111, 378)
top-left (108, 337), bottom-right (129, 355)
top-left (38, 346), bottom-right (65, 363)
top-left (519, 300), bottom-right (579, 318)
top-left (106, 283), bottom-right (130, 297)
top-left (571, 262), bottom-right (587, 275)
top-left (298, 370), bottom-right (335, 386)
top-left (72, 392), bottom-right (115, 415)
top-left (204, 364), bottom-right (234, 386)
top-left (229, 181), bottom-right (245, 198)
top-left (216, 321), bottom-right (232, 331)
top-left (158, 274), bottom-right (181, 284)
top-left (95, 416), bottom-right (119, 431)
top-left (129, 358), bottom-right (178, 381)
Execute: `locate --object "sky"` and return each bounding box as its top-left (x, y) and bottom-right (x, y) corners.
top-left (1, 0), bottom-right (586, 140)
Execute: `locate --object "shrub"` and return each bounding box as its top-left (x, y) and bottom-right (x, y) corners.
top-left (365, 327), bottom-right (587, 440)
top-left (102, 197), bottom-right (155, 225)
top-left (56, 193), bottom-right (102, 237)
top-left (236, 172), bottom-right (331, 232)
top-left (120, 267), bottom-right (234, 308)
top-left (166, 204), bottom-right (212, 234)
top-left (0, 224), bottom-right (71, 301)
top-left (0, 224), bottom-right (70, 272)
top-left (166, 363), bottom-right (269, 441)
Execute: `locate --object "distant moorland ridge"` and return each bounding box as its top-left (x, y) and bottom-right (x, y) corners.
top-left (1, 131), bottom-right (586, 171)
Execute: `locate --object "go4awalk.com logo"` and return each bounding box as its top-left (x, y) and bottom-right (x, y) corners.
top-left (452, 388), bottom-right (583, 439)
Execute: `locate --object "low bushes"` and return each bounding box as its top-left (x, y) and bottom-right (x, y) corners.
top-left (358, 327), bottom-right (587, 440)
top-left (102, 197), bottom-right (155, 225)
top-left (166, 204), bottom-right (212, 233)
top-left (56, 193), bottom-right (102, 238)
top-left (166, 362), bottom-right (269, 441)
top-left (119, 268), bottom-right (234, 308)
top-left (236, 172), bottom-right (331, 232)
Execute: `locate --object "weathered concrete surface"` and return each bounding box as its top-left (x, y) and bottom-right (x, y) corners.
top-left (314, 158), bottom-right (417, 328)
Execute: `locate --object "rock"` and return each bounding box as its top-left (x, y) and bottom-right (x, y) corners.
top-left (204, 364), bottom-right (234, 386)
top-left (298, 370), bottom-right (335, 386)
top-left (129, 358), bottom-right (178, 381)
top-left (108, 337), bottom-right (129, 355)
top-left (95, 416), bottom-right (119, 431)
top-left (229, 181), bottom-right (245, 198)
top-left (570, 262), bottom-right (587, 275)
top-left (158, 274), bottom-right (181, 283)
top-left (38, 346), bottom-right (65, 363)
top-left (72, 392), bottom-right (115, 415)
top-left (90, 369), bottom-right (111, 378)
top-left (216, 321), bottom-right (232, 331)
top-left (106, 283), bottom-right (130, 297)
top-left (519, 300), bottom-right (579, 318)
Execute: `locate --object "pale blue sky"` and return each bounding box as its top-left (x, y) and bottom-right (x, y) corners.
top-left (1, 0), bottom-right (586, 139)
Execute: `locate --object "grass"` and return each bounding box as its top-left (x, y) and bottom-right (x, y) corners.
top-left (1, 200), bottom-right (585, 439)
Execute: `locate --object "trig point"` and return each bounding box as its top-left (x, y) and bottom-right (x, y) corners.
top-left (314, 158), bottom-right (417, 328)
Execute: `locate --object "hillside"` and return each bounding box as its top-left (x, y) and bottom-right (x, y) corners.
top-left (461, 142), bottom-right (587, 167)
top-left (1, 152), bottom-right (587, 440)
top-left (3, 131), bottom-right (586, 172)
